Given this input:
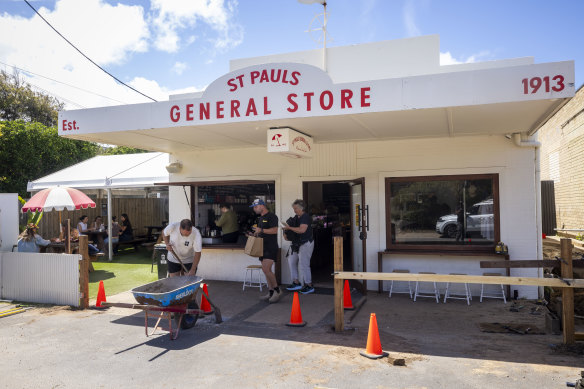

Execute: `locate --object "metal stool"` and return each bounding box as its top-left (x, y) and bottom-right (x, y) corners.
top-left (480, 272), bottom-right (507, 303)
top-left (414, 272), bottom-right (440, 303)
top-left (243, 265), bottom-right (267, 291)
top-left (443, 273), bottom-right (471, 305)
top-left (389, 269), bottom-right (412, 298)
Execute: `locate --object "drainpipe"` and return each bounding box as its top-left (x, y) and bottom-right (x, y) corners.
top-left (511, 133), bottom-right (542, 297)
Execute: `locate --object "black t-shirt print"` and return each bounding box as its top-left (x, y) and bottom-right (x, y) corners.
top-left (258, 212), bottom-right (279, 249)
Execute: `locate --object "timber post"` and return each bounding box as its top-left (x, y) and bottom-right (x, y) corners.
top-left (79, 235), bottom-right (89, 309)
top-left (560, 238), bottom-right (575, 344)
top-left (334, 236), bottom-right (344, 332)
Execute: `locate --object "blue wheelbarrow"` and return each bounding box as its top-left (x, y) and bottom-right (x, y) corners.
top-left (101, 275), bottom-right (222, 340)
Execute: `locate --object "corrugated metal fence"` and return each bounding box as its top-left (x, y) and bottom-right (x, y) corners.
top-left (0, 253), bottom-right (81, 306)
top-left (541, 180), bottom-right (557, 236)
top-left (32, 197), bottom-right (168, 239)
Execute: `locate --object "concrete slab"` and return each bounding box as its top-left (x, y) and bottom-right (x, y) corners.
top-left (1, 280), bottom-right (582, 388)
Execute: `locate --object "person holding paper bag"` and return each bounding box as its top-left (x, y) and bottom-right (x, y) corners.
top-left (250, 198), bottom-right (281, 303)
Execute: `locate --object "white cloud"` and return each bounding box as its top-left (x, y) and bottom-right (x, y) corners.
top-left (172, 61), bottom-right (187, 75)
top-left (440, 51), bottom-right (492, 65)
top-left (0, 0), bottom-right (152, 109)
top-left (129, 77), bottom-right (202, 102)
top-left (402, 0), bottom-right (421, 37)
top-left (150, 0), bottom-right (243, 53)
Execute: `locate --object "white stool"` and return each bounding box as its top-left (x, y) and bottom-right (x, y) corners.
top-left (480, 272), bottom-right (507, 304)
top-left (414, 272), bottom-right (440, 303)
top-left (443, 273), bottom-right (471, 305)
top-left (389, 269), bottom-right (412, 298)
top-left (243, 265), bottom-right (267, 291)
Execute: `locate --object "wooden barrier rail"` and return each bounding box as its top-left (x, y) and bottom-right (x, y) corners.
top-left (334, 237), bottom-right (582, 344)
top-left (334, 272), bottom-right (584, 288)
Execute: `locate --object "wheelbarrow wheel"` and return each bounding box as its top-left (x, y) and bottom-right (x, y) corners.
top-left (176, 301), bottom-right (199, 330)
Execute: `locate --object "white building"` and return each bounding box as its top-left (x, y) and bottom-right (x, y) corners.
top-left (59, 35), bottom-right (575, 298)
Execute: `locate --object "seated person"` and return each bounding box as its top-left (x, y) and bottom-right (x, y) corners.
top-left (119, 213), bottom-right (134, 242)
top-left (104, 216), bottom-right (121, 253)
top-left (17, 224), bottom-right (54, 253)
top-left (93, 216), bottom-right (105, 231)
top-left (77, 215), bottom-right (93, 235)
top-left (62, 222), bottom-right (100, 255)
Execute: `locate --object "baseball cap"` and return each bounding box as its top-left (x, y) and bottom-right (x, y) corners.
top-left (249, 198), bottom-right (266, 207)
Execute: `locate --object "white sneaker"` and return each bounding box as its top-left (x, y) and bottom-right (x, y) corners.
top-left (259, 293), bottom-right (271, 301)
top-left (268, 289), bottom-right (281, 303)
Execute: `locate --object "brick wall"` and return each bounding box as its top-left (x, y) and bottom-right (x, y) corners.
top-left (539, 85), bottom-right (584, 231)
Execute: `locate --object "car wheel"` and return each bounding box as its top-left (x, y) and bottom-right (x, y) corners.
top-left (444, 224), bottom-right (457, 239)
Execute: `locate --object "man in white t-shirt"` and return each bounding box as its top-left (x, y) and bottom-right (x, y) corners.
top-left (163, 219), bottom-right (202, 277)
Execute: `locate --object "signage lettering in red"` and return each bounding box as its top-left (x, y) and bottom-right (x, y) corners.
top-left (263, 97), bottom-right (271, 114)
top-left (216, 101), bottom-right (224, 119)
top-left (522, 75), bottom-right (565, 94)
top-left (341, 89), bottom-right (353, 108)
top-left (186, 104), bottom-right (194, 121)
top-left (360, 87), bottom-right (371, 107)
top-left (287, 93), bottom-right (298, 112)
top-left (245, 98), bottom-right (257, 116)
top-left (200, 102), bottom-right (210, 120)
top-left (170, 105), bottom-right (180, 122)
top-left (231, 100), bottom-right (241, 117)
top-left (61, 119), bottom-right (79, 131)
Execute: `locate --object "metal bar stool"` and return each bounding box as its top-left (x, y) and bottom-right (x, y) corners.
top-left (414, 272), bottom-right (440, 303)
top-left (389, 269), bottom-right (412, 298)
top-left (443, 273), bottom-right (471, 305)
top-left (480, 272), bottom-right (507, 303)
top-left (243, 265), bottom-right (267, 291)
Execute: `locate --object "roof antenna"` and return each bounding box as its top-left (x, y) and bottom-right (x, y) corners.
top-left (298, 0), bottom-right (328, 72)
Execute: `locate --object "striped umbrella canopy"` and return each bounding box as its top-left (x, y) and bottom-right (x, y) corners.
top-left (21, 187), bottom-right (96, 212)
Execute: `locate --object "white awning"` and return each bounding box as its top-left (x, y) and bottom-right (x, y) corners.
top-left (27, 152), bottom-right (169, 192)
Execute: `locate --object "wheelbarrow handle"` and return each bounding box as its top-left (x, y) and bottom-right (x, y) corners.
top-left (167, 245), bottom-right (190, 274)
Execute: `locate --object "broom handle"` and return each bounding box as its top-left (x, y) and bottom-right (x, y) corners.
top-left (167, 245), bottom-right (189, 274)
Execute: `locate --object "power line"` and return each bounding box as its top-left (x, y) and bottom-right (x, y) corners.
top-left (23, 0), bottom-right (158, 103)
top-left (0, 60), bottom-right (128, 105)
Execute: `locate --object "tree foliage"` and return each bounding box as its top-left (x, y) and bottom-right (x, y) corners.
top-left (102, 145), bottom-right (149, 155)
top-left (0, 70), bottom-right (64, 127)
top-left (0, 121), bottom-right (100, 196)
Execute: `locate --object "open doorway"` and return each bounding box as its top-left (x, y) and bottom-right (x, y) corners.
top-left (303, 179), bottom-right (367, 292)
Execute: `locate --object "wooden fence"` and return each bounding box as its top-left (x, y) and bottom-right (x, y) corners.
top-left (32, 198), bottom-right (168, 239)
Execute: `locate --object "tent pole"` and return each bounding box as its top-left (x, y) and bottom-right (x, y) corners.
top-left (107, 188), bottom-right (113, 261)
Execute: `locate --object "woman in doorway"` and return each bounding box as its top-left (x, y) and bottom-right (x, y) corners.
top-left (282, 199), bottom-right (315, 294)
top-left (119, 213), bottom-right (134, 242)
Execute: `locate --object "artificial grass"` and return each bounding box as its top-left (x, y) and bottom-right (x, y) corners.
top-left (88, 249), bottom-right (158, 300)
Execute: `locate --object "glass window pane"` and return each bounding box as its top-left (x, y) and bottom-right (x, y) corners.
top-left (389, 177), bottom-right (494, 246)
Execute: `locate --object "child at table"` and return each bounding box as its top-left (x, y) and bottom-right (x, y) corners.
top-left (60, 222), bottom-right (100, 255)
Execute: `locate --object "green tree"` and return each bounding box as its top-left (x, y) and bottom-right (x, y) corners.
top-left (0, 120), bottom-right (99, 196)
top-left (102, 145), bottom-right (148, 155)
top-left (0, 70), bottom-right (63, 127)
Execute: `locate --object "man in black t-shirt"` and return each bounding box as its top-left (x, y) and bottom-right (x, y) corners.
top-left (250, 198), bottom-right (281, 303)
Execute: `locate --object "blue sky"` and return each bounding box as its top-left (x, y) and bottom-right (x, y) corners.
top-left (0, 0), bottom-right (582, 109)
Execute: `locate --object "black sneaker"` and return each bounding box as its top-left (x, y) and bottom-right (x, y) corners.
top-left (286, 282), bottom-right (302, 291)
top-left (300, 285), bottom-right (315, 294)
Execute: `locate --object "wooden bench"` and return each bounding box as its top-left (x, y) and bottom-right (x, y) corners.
top-left (116, 238), bottom-right (148, 252)
top-left (88, 253), bottom-right (105, 271)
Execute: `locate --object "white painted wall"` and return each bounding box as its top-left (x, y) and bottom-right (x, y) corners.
top-left (168, 134), bottom-right (541, 298)
top-left (0, 193), bottom-right (19, 253)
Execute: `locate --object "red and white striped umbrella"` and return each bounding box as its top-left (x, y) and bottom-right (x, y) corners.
top-left (21, 187), bottom-right (96, 212)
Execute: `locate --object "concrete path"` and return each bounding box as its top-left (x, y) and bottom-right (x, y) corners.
top-left (0, 281), bottom-right (581, 388)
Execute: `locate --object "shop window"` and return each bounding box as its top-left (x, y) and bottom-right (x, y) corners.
top-left (385, 174), bottom-right (499, 252)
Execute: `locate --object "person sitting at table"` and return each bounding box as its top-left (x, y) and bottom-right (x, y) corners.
top-left (104, 216), bottom-right (121, 253)
top-left (17, 224), bottom-right (55, 253)
top-left (77, 215), bottom-right (93, 235)
top-left (216, 204), bottom-right (239, 243)
top-left (61, 222), bottom-right (100, 255)
top-left (93, 216), bottom-right (105, 231)
top-left (119, 213), bottom-right (134, 242)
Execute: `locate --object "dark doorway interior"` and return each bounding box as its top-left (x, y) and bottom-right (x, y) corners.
top-left (303, 181), bottom-right (352, 287)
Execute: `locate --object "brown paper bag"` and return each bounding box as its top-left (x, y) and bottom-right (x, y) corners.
top-left (244, 236), bottom-right (263, 257)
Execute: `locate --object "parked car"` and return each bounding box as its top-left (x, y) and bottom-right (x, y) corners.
top-left (435, 199), bottom-right (494, 238)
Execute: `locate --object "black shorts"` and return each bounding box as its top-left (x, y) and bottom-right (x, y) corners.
top-left (168, 261), bottom-right (193, 274)
top-left (259, 245), bottom-right (278, 262)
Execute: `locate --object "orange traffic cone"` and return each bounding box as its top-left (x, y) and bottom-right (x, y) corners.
top-left (200, 283), bottom-right (214, 315)
top-left (343, 280), bottom-right (354, 310)
top-left (360, 313), bottom-right (388, 359)
top-left (286, 292), bottom-right (307, 327)
top-left (96, 280), bottom-right (107, 307)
